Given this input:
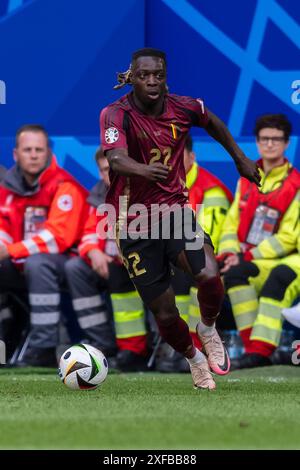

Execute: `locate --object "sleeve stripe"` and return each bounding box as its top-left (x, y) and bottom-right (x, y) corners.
top-left (0, 230), bottom-right (12, 243)
top-left (203, 197), bottom-right (230, 208)
top-left (251, 246), bottom-right (263, 258)
top-left (266, 237), bottom-right (286, 256)
top-left (81, 234), bottom-right (99, 243)
top-left (37, 229), bottom-right (59, 254)
top-left (22, 238), bottom-right (40, 255)
top-left (220, 233), bottom-right (238, 241)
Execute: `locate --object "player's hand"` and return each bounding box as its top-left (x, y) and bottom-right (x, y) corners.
top-left (142, 162), bottom-right (169, 182)
top-left (87, 249), bottom-right (113, 279)
top-left (235, 155), bottom-right (261, 186)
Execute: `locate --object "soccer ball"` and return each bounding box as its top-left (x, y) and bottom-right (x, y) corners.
top-left (58, 344), bottom-right (108, 390)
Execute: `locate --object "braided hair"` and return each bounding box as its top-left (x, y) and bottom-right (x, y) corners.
top-left (113, 48), bottom-right (167, 90)
top-left (113, 65), bottom-right (133, 90)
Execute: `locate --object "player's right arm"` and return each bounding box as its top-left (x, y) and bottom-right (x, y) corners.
top-left (106, 148), bottom-right (169, 182)
top-left (100, 106), bottom-right (168, 182)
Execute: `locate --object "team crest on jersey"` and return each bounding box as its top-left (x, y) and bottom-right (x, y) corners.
top-left (57, 194), bottom-right (73, 212)
top-left (105, 127), bottom-right (119, 144)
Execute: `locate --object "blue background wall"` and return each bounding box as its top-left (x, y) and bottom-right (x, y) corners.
top-left (1, 0), bottom-right (300, 191)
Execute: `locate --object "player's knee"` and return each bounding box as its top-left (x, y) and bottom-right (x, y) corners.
top-left (194, 248), bottom-right (219, 282)
top-left (153, 303), bottom-right (179, 325)
top-left (260, 264), bottom-right (297, 301)
top-left (223, 261), bottom-right (259, 290)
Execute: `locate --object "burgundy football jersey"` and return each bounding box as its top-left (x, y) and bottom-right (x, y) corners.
top-left (100, 92), bottom-right (208, 221)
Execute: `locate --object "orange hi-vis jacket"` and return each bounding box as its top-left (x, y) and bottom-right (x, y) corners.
top-left (0, 156), bottom-right (88, 260)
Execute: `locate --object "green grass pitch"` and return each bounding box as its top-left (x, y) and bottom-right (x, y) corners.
top-left (0, 366), bottom-right (299, 449)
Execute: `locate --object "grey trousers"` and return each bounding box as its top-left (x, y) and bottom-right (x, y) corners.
top-left (0, 254), bottom-right (68, 348)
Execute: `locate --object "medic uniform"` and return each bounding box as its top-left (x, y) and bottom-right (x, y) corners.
top-left (220, 159), bottom-right (300, 357)
top-left (0, 156), bottom-right (89, 359)
top-left (245, 231), bottom-right (300, 360)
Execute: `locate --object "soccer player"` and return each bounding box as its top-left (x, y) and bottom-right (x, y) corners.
top-left (100, 48), bottom-right (260, 390)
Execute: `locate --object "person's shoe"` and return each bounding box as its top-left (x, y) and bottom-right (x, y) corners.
top-left (230, 353), bottom-right (272, 370)
top-left (116, 350), bottom-right (148, 372)
top-left (189, 358), bottom-right (216, 390)
top-left (15, 347), bottom-right (57, 368)
top-left (197, 325), bottom-right (230, 375)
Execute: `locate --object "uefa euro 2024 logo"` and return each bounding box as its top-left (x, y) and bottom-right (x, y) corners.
top-left (0, 80), bottom-right (6, 104)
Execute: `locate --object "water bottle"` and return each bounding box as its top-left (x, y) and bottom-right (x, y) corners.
top-left (222, 330), bottom-right (244, 359)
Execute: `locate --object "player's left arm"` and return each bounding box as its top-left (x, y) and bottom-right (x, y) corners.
top-left (205, 109), bottom-right (261, 186)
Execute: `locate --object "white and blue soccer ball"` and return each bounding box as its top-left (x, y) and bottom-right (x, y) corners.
top-left (58, 344), bottom-right (108, 390)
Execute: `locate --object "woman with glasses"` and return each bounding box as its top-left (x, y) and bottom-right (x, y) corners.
top-left (218, 114), bottom-right (300, 369)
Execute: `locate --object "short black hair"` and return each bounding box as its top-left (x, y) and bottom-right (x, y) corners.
top-left (132, 48), bottom-right (166, 65)
top-left (15, 124), bottom-right (49, 147)
top-left (254, 114), bottom-right (292, 141)
top-left (184, 134), bottom-right (193, 152)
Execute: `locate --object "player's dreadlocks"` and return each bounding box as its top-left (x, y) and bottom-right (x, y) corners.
top-left (113, 48), bottom-right (167, 90)
top-left (113, 65), bottom-right (133, 90)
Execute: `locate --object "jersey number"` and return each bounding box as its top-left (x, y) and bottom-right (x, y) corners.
top-left (149, 147), bottom-right (172, 169)
top-left (123, 252), bottom-right (146, 278)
